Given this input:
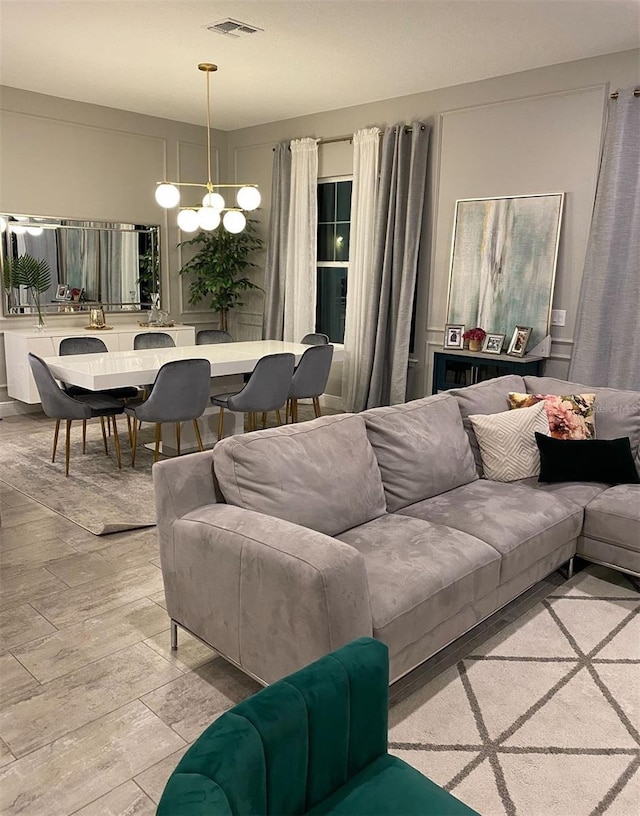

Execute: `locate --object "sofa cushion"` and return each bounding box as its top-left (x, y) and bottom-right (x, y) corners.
top-left (508, 392), bottom-right (596, 439)
top-left (361, 394), bottom-right (477, 512)
top-left (398, 480), bottom-right (582, 584)
top-left (519, 477), bottom-right (609, 508)
top-left (536, 434), bottom-right (640, 485)
top-left (469, 402), bottom-right (549, 481)
top-left (583, 484), bottom-right (640, 553)
top-left (448, 375), bottom-right (526, 475)
top-left (213, 414), bottom-right (386, 537)
top-left (524, 376), bottom-right (640, 466)
top-left (336, 514), bottom-right (500, 658)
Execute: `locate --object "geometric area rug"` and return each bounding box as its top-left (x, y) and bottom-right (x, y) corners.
top-left (389, 565), bottom-right (640, 816)
top-left (0, 423), bottom-right (157, 535)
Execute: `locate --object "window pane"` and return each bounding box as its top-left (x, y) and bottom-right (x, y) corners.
top-left (335, 223), bottom-right (350, 261)
top-left (317, 223), bottom-right (335, 262)
top-left (336, 181), bottom-right (352, 221)
top-left (318, 183), bottom-right (335, 222)
top-left (316, 266), bottom-right (347, 343)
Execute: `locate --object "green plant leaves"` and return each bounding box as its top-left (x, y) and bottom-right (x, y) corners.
top-left (4, 253), bottom-right (52, 293)
top-left (177, 218), bottom-right (264, 318)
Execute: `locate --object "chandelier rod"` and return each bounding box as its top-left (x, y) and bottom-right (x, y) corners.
top-left (198, 63), bottom-right (218, 193)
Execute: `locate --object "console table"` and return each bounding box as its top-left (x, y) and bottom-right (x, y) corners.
top-left (4, 324), bottom-right (196, 404)
top-left (433, 349), bottom-right (544, 393)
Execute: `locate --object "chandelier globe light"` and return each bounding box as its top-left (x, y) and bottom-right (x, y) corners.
top-left (154, 63), bottom-right (260, 234)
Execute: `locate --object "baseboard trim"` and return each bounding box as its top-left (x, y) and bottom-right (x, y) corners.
top-left (0, 400), bottom-right (40, 419)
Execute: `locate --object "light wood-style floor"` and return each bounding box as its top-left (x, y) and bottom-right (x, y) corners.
top-left (0, 409), bottom-right (567, 815)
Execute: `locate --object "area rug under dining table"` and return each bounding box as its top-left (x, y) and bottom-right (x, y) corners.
top-left (0, 419), bottom-right (157, 535)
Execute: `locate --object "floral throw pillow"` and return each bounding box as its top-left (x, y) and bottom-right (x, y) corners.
top-left (508, 392), bottom-right (596, 440)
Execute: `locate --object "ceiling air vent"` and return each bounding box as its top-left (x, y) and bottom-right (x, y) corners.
top-left (206, 19), bottom-right (264, 38)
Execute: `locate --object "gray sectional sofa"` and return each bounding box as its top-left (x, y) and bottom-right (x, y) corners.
top-left (153, 374), bottom-right (640, 685)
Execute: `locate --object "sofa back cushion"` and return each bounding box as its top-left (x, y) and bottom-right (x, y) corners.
top-left (361, 394), bottom-right (478, 511)
top-left (213, 414), bottom-right (387, 536)
top-left (524, 376), bottom-right (640, 466)
top-left (448, 375), bottom-right (526, 475)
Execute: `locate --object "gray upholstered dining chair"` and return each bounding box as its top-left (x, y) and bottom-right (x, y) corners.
top-left (59, 336), bottom-right (140, 402)
top-left (28, 353), bottom-right (125, 477)
top-left (211, 353), bottom-right (295, 439)
top-left (133, 332), bottom-right (176, 350)
top-left (300, 332), bottom-right (330, 345)
top-left (196, 329), bottom-right (234, 344)
top-left (124, 358), bottom-right (211, 466)
top-left (286, 343), bottom-right (334, 422)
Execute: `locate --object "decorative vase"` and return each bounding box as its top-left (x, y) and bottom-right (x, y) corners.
top-left (468, 339), bottom-right (482, 352)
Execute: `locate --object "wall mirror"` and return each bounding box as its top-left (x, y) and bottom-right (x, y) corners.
top-left (0, 213), bottom-right (160, 317)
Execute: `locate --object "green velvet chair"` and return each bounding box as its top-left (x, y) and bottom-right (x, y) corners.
top-left (157, 638), bottom-right (478, 816)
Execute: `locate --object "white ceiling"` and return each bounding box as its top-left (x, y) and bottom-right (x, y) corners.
top-left (1, 1), bottom-right (639, 131)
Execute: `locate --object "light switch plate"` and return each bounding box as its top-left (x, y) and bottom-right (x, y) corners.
top-left (551, 309), bottom-right (566, 326)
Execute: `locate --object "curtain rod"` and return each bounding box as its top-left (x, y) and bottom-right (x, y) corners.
top-left (610, 89), bottom-right (640, 98)
top-left (273, 125), bottom-right (423, 151)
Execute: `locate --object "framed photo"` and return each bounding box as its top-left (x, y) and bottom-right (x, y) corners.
top-left (444, 324), bottom-right (465, 349)
top-left (482, 333), bottom-right (506, 355)
top-left (507, 326), bottom-right (532, 357)
top-left (446, 193), bottom-right (564, 350)
top-left (55, 284), bottom-right (68, 301)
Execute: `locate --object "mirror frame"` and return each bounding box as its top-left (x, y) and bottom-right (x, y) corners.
top-left (1, 213), bottom-right (161, 317)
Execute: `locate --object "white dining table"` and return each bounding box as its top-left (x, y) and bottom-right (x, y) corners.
top-left (43, 340), bottom-right (345, 453)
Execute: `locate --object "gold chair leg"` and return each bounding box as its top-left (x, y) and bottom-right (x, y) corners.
top-left (313, 396), bottom-right (322, 418)
top-left (131, 417), bottom-right (138, 467)
top-left (65, 419), bottom-right (72, 477)
top-left (217, 407), bottom-right (225, 441)
top-left (100, 416), bottom-right (108, 455)
top-left (112, 416), bottom-right (122, 469)
top-left (82, 419), bottom-right (87, 454)
top-left (275, 409), bottom-right (283, 426)
top-left (286, 399), bottom-right (291, 423)
top-left (154, 423), bottom-right (162, 463)
top-left (291, 399), bottom-right (299, 423)
top-left (176, 422), bottom-right (181, 456)
top-left (126, 414), bottom-right (133, 449)
top-left (193, 419), bottom-right (204, 452)
top-left (52, 419), bottom-right (60, 462)
top-left (262, 411), bottom-right (267, 429)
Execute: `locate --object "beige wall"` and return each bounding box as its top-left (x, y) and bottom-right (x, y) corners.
top-left (1, 48), bottom-right (638, 412)
top-left (226, 49), bottom-right (639, 399)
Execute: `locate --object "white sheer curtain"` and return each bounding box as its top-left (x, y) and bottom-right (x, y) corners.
top-left (342, 127), bottom-right (381, 412)
top-left (283, 137), bottom-right (318, 342)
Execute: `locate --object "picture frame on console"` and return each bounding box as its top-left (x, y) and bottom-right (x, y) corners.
top-left (507, 325), bottom-right (532, 357)
top-left (444, 324), bottom-right (465, 349)
top-left (482, 333), bottom-right (506, 354)
top-left (55, 284), bottom-right (69, 301)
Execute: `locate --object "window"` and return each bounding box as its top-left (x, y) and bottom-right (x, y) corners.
top-left (316, 178), bottom-right (352, 343)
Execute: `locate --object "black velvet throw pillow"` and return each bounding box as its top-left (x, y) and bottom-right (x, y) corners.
top-left (535, 433), bottom-right (640, 485)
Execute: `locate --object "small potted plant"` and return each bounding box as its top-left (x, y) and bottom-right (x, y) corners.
top-left (463, 327), bottom-right (487, 352)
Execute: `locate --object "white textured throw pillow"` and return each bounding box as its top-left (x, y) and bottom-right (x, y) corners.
top-left (469, 402), bottom-right (550, 482)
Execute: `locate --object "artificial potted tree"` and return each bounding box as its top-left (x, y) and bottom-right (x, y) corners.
top-left (4, 253), bottom-right (52, 328)
top-left (178, 218), bottom-right (264, 332)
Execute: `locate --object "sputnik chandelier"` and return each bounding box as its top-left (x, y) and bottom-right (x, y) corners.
top-left (154, 63), bottom-right (260, 234)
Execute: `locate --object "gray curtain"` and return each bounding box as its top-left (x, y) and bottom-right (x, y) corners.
top-left (360, 122), bottom-right (430, 409)
top-left (569, 88), bottom-right (640, 390)
top-left (262, 142), bottom-right (291, 339)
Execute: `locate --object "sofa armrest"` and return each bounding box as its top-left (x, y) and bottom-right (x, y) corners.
top-left (164, 503), bottom-right (373, 684)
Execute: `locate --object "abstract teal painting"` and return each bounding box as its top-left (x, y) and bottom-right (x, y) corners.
top-left (446, 193), bottom-right (564, 349)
